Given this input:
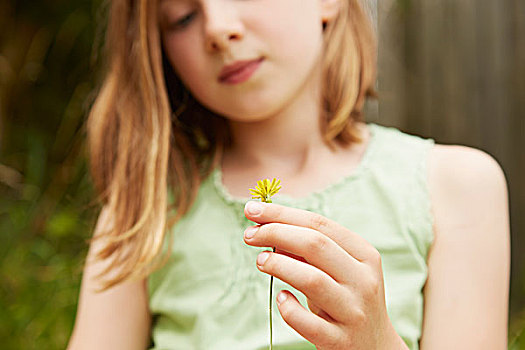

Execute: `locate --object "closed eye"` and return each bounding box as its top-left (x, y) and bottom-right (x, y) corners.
top-left (171, 11), bottom-right (196, 30)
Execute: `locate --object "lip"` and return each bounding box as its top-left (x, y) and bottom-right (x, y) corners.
top-left (218, 57), bottom-right (264, 84)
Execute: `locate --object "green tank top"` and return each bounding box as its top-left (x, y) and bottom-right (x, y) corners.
top-left (148, 123), bottom-right (435, 349)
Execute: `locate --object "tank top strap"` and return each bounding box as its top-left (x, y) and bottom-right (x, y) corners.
top-left (365, 123), bottom-right (436, 260)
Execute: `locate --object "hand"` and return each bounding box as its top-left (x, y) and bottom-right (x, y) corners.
top-left (243, 201), bottom-right (408, 350)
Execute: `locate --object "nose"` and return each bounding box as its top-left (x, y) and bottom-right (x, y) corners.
top-left (203, 3), bottom-right (244, 52)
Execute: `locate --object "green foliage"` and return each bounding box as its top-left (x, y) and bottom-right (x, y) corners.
top-left (509, 311), bottom-right (525, 350)
top-left (0, 0), bottom-right (103, 348)
top-left (509, 331), bottom-right (525, 350)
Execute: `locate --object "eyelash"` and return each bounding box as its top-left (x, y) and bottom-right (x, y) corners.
top-left (170, 11), bottom-right (197, 30)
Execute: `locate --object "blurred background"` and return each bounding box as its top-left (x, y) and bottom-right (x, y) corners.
top-left (0, 0), bottom-right (523, 349)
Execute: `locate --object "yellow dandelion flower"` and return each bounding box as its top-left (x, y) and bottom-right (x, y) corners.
top-left (248, 178), bottom-right (282, 203)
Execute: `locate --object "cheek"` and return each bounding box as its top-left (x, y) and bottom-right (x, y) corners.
top-left (163, 34), bottom-right (209, 90)
top-left (248, 3), bottom-right (324, 68)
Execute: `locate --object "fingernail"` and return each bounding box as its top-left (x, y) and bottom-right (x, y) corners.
top-left (257, 251), bottom-right (270, 265)
top-left (244, 226), bottom-right (258, 239)
top-left (246, 201), bottom-right (263, 216)
top-left (277, 291), bottom-right (287, 305)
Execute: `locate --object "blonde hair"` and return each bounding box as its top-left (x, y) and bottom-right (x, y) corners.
top-left (87, 0), bottom-right (377, 290)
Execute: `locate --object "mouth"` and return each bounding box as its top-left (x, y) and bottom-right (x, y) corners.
top-left (218, 57), bottom-right (265, 85)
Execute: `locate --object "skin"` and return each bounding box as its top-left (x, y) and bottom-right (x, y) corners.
top-left (67, 0), bottom-right (510, 348)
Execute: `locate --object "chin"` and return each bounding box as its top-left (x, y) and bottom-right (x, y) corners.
top-left (205, 95), bottom-right (283, 122)
top-left (216, 109), bottom-right (273, 123)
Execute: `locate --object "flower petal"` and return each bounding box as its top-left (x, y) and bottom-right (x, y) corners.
top-left (269, 185), bottom-right (282, 196)
top-left (263, 179), bottom-right (270, 192)
top-left (249, 189), bottom-right (262, 195)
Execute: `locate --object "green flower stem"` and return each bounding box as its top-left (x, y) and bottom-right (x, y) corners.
top-left (267, 198), bottom-right (274, 350)
top-left (269, 246), bottom-right (276, 350)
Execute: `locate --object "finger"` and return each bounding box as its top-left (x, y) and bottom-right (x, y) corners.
top-left (257, 250), bottom-right (350, 322)
top-left (244, 201), bottom-right (376, 262)
top-left (245, 223), bottom-right (362, 285)
top-left (307, 299), bottom-right (336, 323)
top-left (276, 290), bottom-right (341, 347)
top-left (273, 248), bottom-right (307, 263)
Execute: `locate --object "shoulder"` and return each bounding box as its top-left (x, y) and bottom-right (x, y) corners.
top-left (420, 144), bottom-right (510, 265)
top-left (427, 144), bottom-right (508, 215)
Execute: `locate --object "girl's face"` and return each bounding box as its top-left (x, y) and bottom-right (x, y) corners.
top-left (159, 0), bottom-right (338, 121)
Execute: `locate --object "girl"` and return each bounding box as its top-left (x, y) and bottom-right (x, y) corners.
top-left (67, 0), bottom-right (510, 349)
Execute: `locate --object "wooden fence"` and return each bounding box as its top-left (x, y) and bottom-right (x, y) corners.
top-left (364, 0), bottom-right (525, 329)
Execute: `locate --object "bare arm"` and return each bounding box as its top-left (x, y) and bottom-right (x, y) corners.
top-left (67, 206), bottom-right (152, 350)
top-left (420, 145), bottom-right (510, 349)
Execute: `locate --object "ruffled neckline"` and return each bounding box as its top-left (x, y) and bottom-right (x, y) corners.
top-left (210, 122), bottom-right (380, 208)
